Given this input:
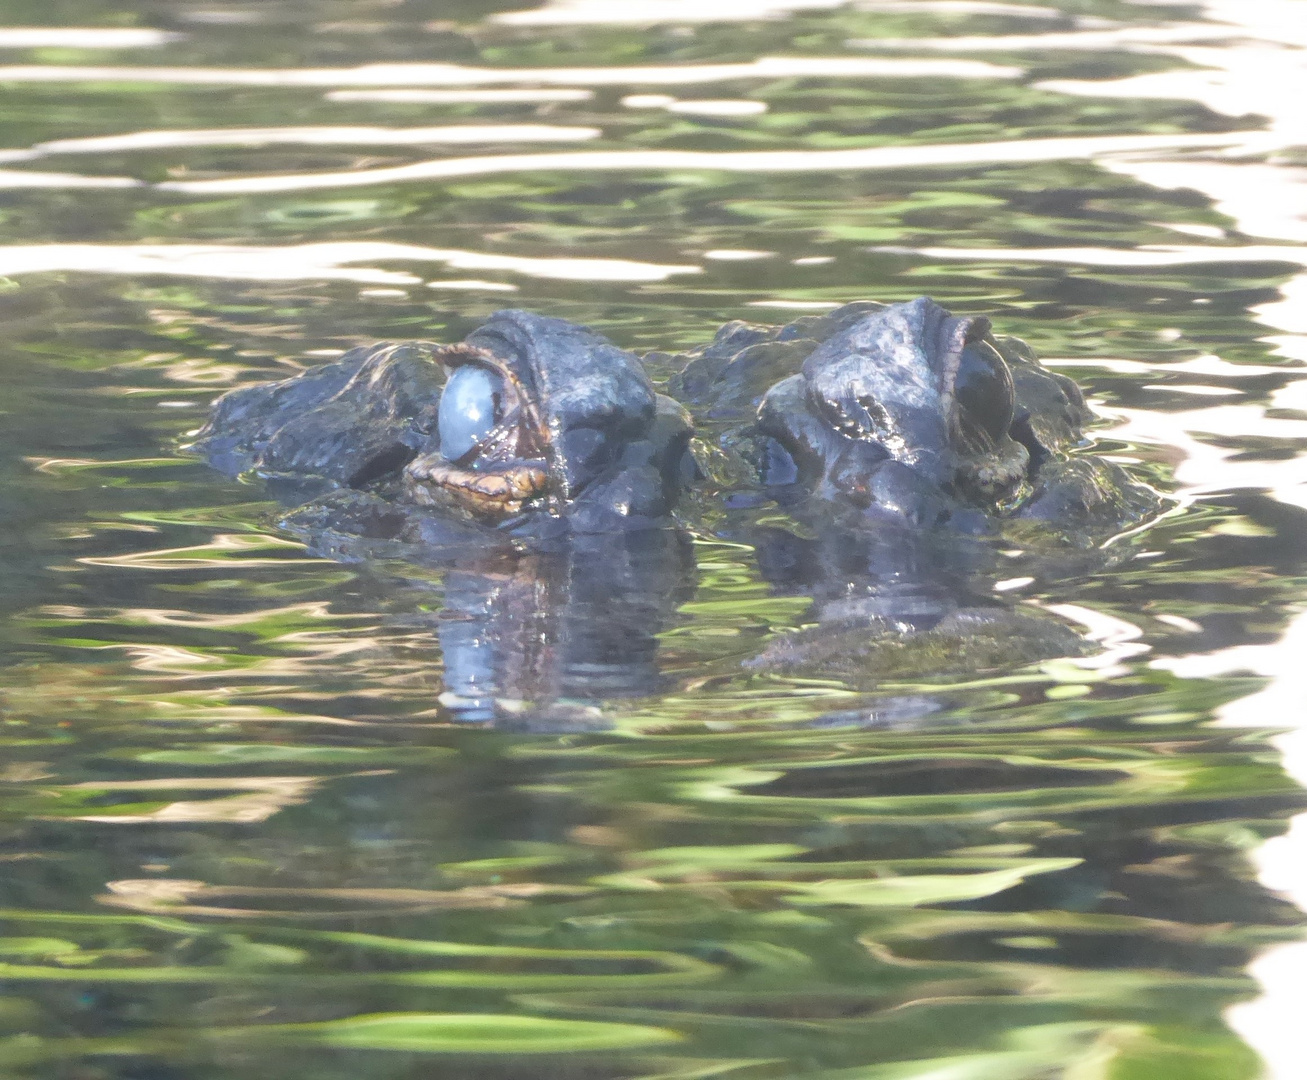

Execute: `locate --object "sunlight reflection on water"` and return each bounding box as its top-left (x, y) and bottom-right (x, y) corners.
top-left (0, 26), bottom-right (179, 47)
top-left (0, 242), bottom-right (702, 283)
top-left (2, 0), bottom-right (1307, 1074)
top-left (151, 132), bottom-right (1248, 194)
top-left (0, 54), bottom-right (1021, 87)
top-left (36, 125), bottom-right (603, 154)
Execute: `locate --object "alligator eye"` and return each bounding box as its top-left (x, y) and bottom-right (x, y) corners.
top-left (954, 340), bottom-right (1014, 445)
top-left (438, 365), bottom-right (501, 463)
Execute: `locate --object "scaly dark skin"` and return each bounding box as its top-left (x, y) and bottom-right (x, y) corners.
top-left (671, 296), bottom-right (1163, 541)
top-left (196, 299), bottom-right (1159, 548)
top-left (192, 300), bottom-right (1162, 719)
top-left (192, 311), bottom-right (697, 726)
top-left (667, 297), bottom-right (1166, 695)
top-left (194, 309), bottom-right (694, 547)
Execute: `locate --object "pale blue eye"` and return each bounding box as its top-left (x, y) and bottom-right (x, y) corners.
top-left (438, 365), bottom-right (500, 462)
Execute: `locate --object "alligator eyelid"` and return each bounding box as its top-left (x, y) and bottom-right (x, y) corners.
top-left (455, 415), bottom-right (523, 466)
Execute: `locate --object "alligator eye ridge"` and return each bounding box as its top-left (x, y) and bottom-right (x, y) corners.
top-left (438, 364), bottom-right (502, 463)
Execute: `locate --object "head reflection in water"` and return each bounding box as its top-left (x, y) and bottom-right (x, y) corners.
top-left (433, 532), bottom-right (695, 725)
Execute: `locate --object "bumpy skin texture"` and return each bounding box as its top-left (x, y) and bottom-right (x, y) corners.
top-left (192, 312), bottom-right (698, 727)
top-left (671, 296), bottom-right (1162, 541)
top-left (191, 299), bottom-right (1163, 716)
top-left (668, 297), bottom-right (1164, 691)
top-left (196, 340), bottom-right (444, 489)
top-left (193, 310), bottom-right (693, 544)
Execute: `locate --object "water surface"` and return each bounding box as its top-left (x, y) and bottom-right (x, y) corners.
top-left (2, 0), bottom-right (1307, 1076)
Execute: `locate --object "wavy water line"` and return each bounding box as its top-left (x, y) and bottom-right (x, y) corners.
top-left (991, 15), bottom-right (1307, 1068)
top-left (64, 775), bottom-right (322, 824)
top-left (664, 99), bottom-right (769, 115)
top-left (855, 1), bottom-right (1062, 14)
top-left (0, 241), bottom-right (701, 284)
top-left (35, 125), bottom-right (603, 155)
top-left (492, 0), bottom-right (852, 24)
top-left (0, 168), bottom-right (140, 189)
top-left (1108, 401), bottom-right (1307, 502)
top-left (875, 242), bottom-right (1307, 267)
top-left (884, 0), bottom-right (1307, 1040)
top-left (324, 88), bottom-right (595, 103)
top-left (850, 22), bottom-right (1240, 51)
top-left (1040, 46), bottom-right (1307, 153)
top-left (1040, 46), bottom-right (1307, 162)
top-left (1108, 162), bottom-right (1307, 247)
top-left (493, 0), bottom-right (1067, 23)
top-left (0, 27), bottom-right (179, 48)
top-left (151, 131), bottom-right (1250, 195)
top-left (0, 55), bottom-right (1020, 87)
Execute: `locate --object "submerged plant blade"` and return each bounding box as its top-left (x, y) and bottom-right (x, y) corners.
top-left (254, 1012), bottom-right (682, 1053)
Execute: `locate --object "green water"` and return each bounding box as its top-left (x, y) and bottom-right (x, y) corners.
top-left (3, 0), bottom-right (1307, 1076)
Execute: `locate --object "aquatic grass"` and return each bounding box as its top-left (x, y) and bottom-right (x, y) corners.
top-left (0, 0), bottom-right (1302, 1076)
top-left (248, 1011), bottom-right (682, 1053)
top-left (0, 914), bottom-right (721, 989)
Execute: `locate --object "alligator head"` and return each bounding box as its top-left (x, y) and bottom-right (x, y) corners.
top-left (673, 297), bottom-right (1160, 540)
top-left (194, 310), bottom-right (693, 538)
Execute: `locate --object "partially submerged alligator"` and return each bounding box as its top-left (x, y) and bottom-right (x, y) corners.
top-left (196, 309), bottom-right (694, 550)
top-left (670, 296), bottom-right (1160, 542)
top-left (194, 308), bottom-right (698, 724)
top-left (666, 297), bottom-right (1163, 687)
top-left (197, 297), bottom-right (1159, 545)
top-left (193, 298), bottom-right (1164, 721)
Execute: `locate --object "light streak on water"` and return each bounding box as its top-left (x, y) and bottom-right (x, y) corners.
top-left (324, 88), bottom-right (596, 104)
top-left (33, 125), bottom-right (603, 155)
top-left (0, 26), bottom-right (179, 47)
top-left (0, 54), bottom-right (1021, 87)
top-left (152, 132), bottom-right (1248, 194)
top-left (0, 241), bottom-right (702, 284)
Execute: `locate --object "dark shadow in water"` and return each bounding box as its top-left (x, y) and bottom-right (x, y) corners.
top-left (751, 756), bottom-right (1129, 799)
top-left (744, 522), bottom-right (1092, 688)
top-left (395, 529), bottom-right (698, 726)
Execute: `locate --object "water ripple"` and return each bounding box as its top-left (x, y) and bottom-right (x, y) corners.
top-left (324, 88), bottom-right (596, 103)
top-left (0, 0), bottom-right (1304, 1075)
top-left (153, 132), bottom-right (1249, 195)
top-left (0, 241), bottom-right (701, 284)
top-left (35, 124), bottom-right (603, 155)
top-left (0, 55), bottom-right (1021, 87)
top-left (0, 27), bottom-right (179, 48)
